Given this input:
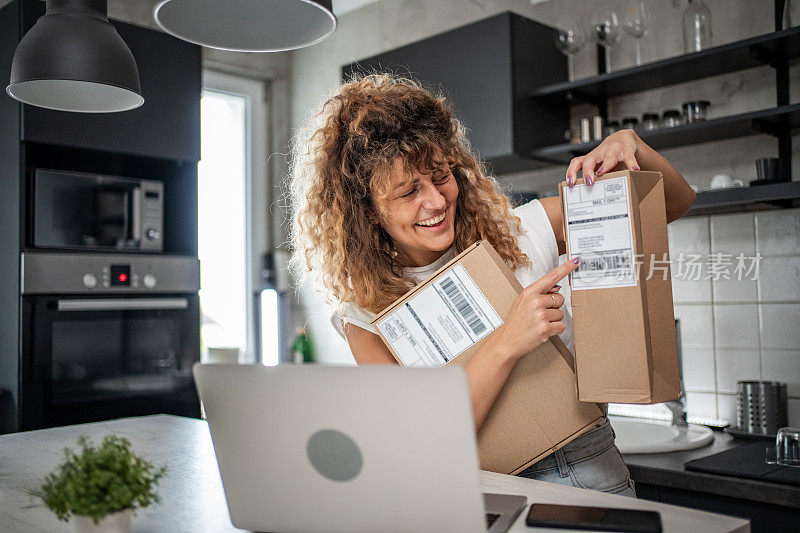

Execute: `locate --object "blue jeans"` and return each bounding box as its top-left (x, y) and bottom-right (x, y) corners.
top-left (516, 418), bottom-right (636, 497)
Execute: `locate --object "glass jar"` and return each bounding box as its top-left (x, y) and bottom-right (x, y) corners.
top-left (683, 0), bottom-right (712, 53)
top-left (682, 100), bottom-right (710, 123)
top-left (604, 120), bottom-right (620, 137)
top-left (621, 116), bottom-right (639, 130)
top-left (641, 113), bottom-right (659, 131)
top-left (662, 109), bottom-right (682, 128)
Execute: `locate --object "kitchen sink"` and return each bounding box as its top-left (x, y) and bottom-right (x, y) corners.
top-left (609, 416), bottom-right (714, 454)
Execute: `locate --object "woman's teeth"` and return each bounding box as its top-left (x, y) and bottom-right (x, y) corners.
top-left (415, 213), bottom-right (445, 227)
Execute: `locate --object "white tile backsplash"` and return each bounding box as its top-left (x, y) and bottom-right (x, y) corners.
top-left (789, 399), bottom-right (800, 427)
top-left (761, 349), bottom-right (800, 398)
top-left (715, 348), bottom-right (761, 393)
top-left (713, 278), bottom-right (758, 303)
top-left (681, 347), bottom-right (716, 392)
top-left (710, 213), bottom-right (755, 254)
top-left (758, 256), bottom-right (800, 302)
top-left (686, 391), bottom-right (718, 420)
top-left (755, 209), bottom-right (800, 256)
top-left (668, 216), bottom-right (710, 254)
top-left (713, 304), bottom-right (760, 349)
top-left (716, 393), bottom-right (738, 426)
top-left (671, 202), bottom-right (800, 411)
top-left (759, 304), bottom-right (800, 350)
top-left (674, 305), bottom-right (714, 348)
top-left (672, 278), bottom-right (713, 303)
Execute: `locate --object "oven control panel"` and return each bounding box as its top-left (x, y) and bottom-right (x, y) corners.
top-left (21, 253), bottom-right (200, 294)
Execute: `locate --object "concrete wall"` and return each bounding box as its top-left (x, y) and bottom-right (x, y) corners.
top-left (288, 0), bottom-right (800, 426)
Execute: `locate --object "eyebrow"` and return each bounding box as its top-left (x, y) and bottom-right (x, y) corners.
top-left (393, 162), bottom-right (449, 191)
top-left (394, 178), bottom-right (418, 192)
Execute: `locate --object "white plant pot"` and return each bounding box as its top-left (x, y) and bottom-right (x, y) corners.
top-left (70, 509), bottom-right (132, 533)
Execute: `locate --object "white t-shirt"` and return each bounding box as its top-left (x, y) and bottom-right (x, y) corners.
top-left (330, 199), bottom-right (575, 355)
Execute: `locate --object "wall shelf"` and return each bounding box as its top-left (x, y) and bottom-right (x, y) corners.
top-left (530, 103), bottom-right (800, 165)
top-left (686, 181), bottom-right (800, 216)
top-left (530, 26), bottom-right (800, 106)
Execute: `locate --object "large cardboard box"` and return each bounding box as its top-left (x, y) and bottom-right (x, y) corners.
top-left (370, 241), bottom-right (604, 475)
top-left (558, 170), bottom-right (681, 404)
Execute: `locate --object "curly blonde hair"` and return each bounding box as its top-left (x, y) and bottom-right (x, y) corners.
top-left (288, 73), bottom-right (530, 314)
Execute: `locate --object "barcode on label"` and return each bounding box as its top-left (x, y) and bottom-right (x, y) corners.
top-left (576, 249), bottom-right (632, 278)
top-left (440, 277), bottom-right (486, 336)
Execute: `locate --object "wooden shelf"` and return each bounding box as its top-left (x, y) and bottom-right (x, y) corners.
top-left (529, 103), bottom-right (800, 166)
top-left (530, 26), bottom-right (800, 106)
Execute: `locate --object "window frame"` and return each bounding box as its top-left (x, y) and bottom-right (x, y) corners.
top-left (200, 69), bottom-right (268, 363)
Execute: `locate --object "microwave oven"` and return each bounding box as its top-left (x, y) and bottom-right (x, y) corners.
top-left (33, 169), bottom-right (164, 253)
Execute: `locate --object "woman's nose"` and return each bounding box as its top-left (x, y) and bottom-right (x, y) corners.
top-left (420, 183), bottom-right (446, 210)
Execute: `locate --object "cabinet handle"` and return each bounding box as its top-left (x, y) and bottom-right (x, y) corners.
top-left (57, 298), bottom-right (188, 311)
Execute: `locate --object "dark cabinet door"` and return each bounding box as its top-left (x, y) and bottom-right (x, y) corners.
top-left (20, 1), bottom-right (201, 162)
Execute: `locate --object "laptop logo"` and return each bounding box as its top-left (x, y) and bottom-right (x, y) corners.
top-left (307, 429), bottom-right (363, 482)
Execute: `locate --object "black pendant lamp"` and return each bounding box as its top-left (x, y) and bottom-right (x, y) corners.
top-left (6, 0), bottom-right (143, 113)
top-left (153, 0), bottom-right (337, 53)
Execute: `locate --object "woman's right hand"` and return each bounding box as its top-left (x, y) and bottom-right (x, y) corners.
top-left (487, 258), bottom-right (581, 361)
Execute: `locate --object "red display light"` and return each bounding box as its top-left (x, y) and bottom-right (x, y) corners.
top-left (119, 273), bottom-right (128, 282)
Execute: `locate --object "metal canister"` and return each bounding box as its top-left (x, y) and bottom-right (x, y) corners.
top-left (736, 380), bottom-right (788, 434)
top-left (579, 118), bottom-right (591, 144)
top-left (591, 115), bottom-right (604, 141)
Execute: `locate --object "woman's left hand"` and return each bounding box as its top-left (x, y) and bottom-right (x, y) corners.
top-left (566, 129), bottom-right (641, 187)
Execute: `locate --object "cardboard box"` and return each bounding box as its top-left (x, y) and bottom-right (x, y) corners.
top-left (559, 170), bottom-right (681, 404)
top-left (370, 241), bottom-right (604, 475)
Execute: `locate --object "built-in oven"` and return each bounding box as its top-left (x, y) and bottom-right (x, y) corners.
top-left (19, 253), bottom-right (200, 430)
top-left (32, 169), bottom-right (164, 253)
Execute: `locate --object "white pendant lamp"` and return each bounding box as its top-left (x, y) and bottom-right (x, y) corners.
top-left (6, 0), bottom-right (144, 113)
top-left (153, 0), bottom-right (337, 53)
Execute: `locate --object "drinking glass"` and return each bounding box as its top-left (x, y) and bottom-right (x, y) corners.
top-left (623, 0), bottom-right (648, 66)
top-left (553, 17), bottom-right (587, 81)
top-left (591, 6), bottom-right (622, 72)
top-left (776, 427), bottom-right (800, 467)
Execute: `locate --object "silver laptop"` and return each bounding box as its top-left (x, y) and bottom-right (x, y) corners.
top-left (193, 364), bottom-right (526, 533)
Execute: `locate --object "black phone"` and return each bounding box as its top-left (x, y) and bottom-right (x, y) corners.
top-left (526, 503), bottom-right (662, 532)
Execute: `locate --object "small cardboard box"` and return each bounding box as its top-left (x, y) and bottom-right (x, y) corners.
top-left (559, 170), bottom-right (681, 404)
top-left (370, 241), bottom-right (604, 475)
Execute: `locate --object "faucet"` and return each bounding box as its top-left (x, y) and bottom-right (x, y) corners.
top-left (664, 319), bottom-right (688, 428)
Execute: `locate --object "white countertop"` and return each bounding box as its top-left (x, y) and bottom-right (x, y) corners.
top-left (0, 415), bottom-right (749, 532)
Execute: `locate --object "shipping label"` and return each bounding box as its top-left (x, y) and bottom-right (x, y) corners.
top-left (563, 176), bottom-right (636, 290)
top-left (376, 264), bottom-right (503, 367)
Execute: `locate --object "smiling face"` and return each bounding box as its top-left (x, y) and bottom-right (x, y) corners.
top-left (376, 156), bottom-right (459, 267)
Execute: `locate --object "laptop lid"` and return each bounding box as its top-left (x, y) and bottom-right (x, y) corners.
top-left (193, 364), bottom-right (487, 533)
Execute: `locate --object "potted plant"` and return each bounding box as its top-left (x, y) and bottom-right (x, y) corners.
top-left (32, 434), bottom-right (167, 533)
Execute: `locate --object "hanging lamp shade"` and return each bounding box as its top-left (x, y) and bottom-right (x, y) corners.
top-left (6, 0), bottom-right (143, 113)
top-left (153, 0), bottom-right (337, 53)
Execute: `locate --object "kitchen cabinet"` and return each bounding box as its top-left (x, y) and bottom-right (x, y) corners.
top-left (343, 12), bottom-right (569, 175)
top-left (0, 0), bottom-right (201, 434)
top-left (624, 431), bottom-right (800, 533)
top-left (16, 0), bottom-right (201, 163)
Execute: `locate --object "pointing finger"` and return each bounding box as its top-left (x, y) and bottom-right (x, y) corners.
top-left (529, 257), bottom-right (581, 294)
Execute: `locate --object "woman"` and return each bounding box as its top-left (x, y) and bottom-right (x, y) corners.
top-left (289, 74), bottom-right (695, 497)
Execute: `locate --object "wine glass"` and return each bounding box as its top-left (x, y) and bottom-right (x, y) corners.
top-left (553, 17), bottom-right (587, 81)
top-left (623, 0), bottom-right (649, 66)
top-left (590, 6), bottom-right (622, 72)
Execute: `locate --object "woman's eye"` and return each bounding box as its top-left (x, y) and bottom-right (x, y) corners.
top-left (434, 173), bottom-right (452, 184)
top-left (400, 188), bottom-right (416, 198)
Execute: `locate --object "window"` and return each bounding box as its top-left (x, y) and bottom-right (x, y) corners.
top-left (199, 70), bottom-right (267, 363)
